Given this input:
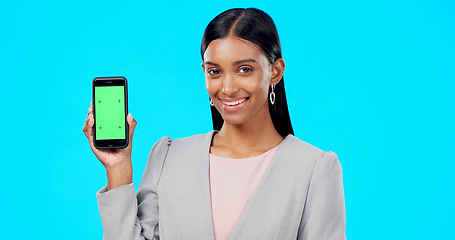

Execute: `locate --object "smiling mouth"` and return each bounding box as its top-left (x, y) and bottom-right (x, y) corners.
top-left (221, 97), bottom-right (249, 106)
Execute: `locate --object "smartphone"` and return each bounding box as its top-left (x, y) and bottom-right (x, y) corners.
top-left (92, 76), bottom-right (129, 149)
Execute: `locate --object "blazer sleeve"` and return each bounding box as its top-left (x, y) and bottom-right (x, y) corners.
top-left (298, 151), bottom-right (346, 240)
top-left (96, 136), bottom-right (171, 240)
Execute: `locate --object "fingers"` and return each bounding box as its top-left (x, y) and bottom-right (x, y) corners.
top-left (87, 115), bottom-right (94, 144)
top-left (83, 106), bottom-right (136, 150)
top-left (83, 105), bottom-right (94, 142)
top-left (127, 113), bottom-right (137, 141)
top-left (85, 106), bottom-right (92, 123)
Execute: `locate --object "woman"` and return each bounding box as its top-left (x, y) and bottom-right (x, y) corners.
top-left (83, 8), bottom-right (346, 240)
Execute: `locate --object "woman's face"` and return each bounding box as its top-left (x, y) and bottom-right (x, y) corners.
top-left (202, 36), bottom-right (283, 126)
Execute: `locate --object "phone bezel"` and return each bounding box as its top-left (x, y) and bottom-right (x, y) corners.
top-left (92, 76), bottom-right (129, 149)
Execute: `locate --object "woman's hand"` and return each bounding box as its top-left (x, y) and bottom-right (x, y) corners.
top-left (82, 103), bottom-right (137, 190)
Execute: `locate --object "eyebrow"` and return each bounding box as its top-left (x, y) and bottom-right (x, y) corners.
top-left (204, 59), bottom-right (257, 67)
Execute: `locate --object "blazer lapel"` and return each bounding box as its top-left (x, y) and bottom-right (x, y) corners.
top-left (228, 134), bottom-right (296, 240)
top-left (158, 131), bottom-right (217, 239)
top-left (199, 130), bottom-right (217, 239)
top-left (197, 132), bottom-right (300, 240)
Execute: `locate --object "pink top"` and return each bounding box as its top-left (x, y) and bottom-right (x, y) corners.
top-left (209, 142), bottom-right (282, 240)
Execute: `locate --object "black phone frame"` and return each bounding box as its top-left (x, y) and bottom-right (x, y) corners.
top-left (92, 76), bottom-right (129, 149)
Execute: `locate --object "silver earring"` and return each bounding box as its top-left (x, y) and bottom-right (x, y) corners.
top-left (210, 99), bottom-right (214, 106)
top-left (269, 82), bottom-right (276, 105)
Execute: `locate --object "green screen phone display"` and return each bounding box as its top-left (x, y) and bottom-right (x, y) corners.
top-left (94, 86), bottom-right (126, 140)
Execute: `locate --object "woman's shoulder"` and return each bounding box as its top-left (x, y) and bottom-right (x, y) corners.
top-left (153, 131), bottom-right (214, 145)
top-left (283, 134), bottom-right (325, 155)
top-left (281, 134), bottom-right (340, 166)
top-left (150, 131), bottom-right (215, 153)
top-left (172, 131), bottom-right (216, 144)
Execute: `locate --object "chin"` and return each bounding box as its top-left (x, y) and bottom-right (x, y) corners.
top-left (220, 115), bottom-right (249, 126)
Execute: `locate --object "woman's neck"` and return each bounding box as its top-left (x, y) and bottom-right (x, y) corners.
top-left (211, 108), bottom-right (284, 158)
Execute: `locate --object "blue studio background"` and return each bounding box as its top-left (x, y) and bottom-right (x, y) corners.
top-left (1, 0), bottom-right (454, 239)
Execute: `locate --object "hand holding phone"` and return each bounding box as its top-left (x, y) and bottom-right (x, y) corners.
top-left (93, 76), bottom-right (129, 148)
top-left (82, 76), bottom-right (137, 190)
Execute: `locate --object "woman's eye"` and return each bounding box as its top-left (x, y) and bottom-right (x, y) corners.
top-left (239, 67), bottom-right (252, 73)
top-left (208, 69), bottom-right (220, 75)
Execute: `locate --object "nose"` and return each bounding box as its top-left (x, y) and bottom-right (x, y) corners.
top-left (222, 73), bottom-right (239, 96)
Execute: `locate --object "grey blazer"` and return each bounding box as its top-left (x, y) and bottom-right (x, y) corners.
top-left (97, 131), bottom-right (346, 240)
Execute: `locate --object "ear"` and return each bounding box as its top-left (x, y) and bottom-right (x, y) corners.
top-left (270, 58), bottom-right (285, 85)
top-left (201, 62), bottom-right (206, 73)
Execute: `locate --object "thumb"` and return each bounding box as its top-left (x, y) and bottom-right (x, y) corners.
top-left (127, 113), bottom-right (137, 141)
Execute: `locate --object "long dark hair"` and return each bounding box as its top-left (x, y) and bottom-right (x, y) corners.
top-left (201, 8), bottom-right (294, 136)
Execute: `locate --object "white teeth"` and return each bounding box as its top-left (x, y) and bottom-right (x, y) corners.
top-left (223, 98), bottom-right (246, 106)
